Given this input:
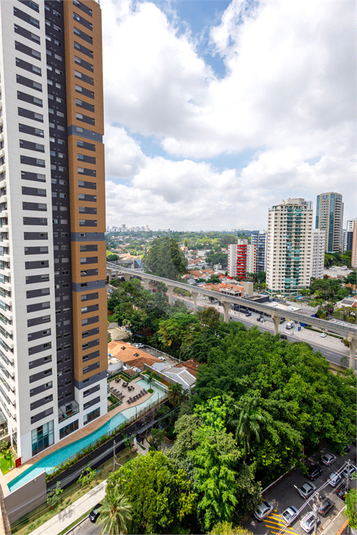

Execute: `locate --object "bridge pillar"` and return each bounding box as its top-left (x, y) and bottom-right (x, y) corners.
top-left (272, 314), bottom-right (280, 336)
top-left (191, 292), bottom-right (198, 314)
top-left (167, 284), bottom-right (174, 306)
top-left (348, 335), bottom-right (357, 369)
top-left (222, 301), bottom-right (230, 323)
top-left (123, 274), bottom-right (131, 282)
top-left (108, 269), bottom-right (112, 282)
top-left (142, 278), bottom-right (150, 290)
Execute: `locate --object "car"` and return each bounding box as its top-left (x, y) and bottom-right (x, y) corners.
top-left (280, 334), bottom-right (288, 340)
top-left (286, 322), bottom-right (294, 330)
top-left (89, 503), bottom-right (102, 523)
top-left (254, 500), bottom-right (273, 521)
top-left (321, 332), bottom-right (327, 338)
top-left (260, 317), bottom-right (265, 323)
top-left (300, 511), bottom-right (320, 533)
top-left (307, 464), bottom-right (323, 481)
top-left (245, 312), bottom-right (251, 317)
top-left (321, 452), bottom-right (337, 466)
top-left (341, 463), bottom-right (357, 479)
top-left (297, 482), bottom-right (316, 499)
top-left (336, 481), bottom-right (347, 500)
top-left (337, 445), bottom-right (351, 456)
top-left (158, 356), bottom-right (166, 361)
top-left (282, 505), bottom-right (298, 524)
top-left (257, 316), bottom-right (262, 322)
top-left (327, 472), bottom-right (342, 487)
top-left (318, 497), bottom-right (333, 517)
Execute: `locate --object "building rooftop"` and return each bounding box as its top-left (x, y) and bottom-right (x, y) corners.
top-left (108, 341), bottom-right (161, 371)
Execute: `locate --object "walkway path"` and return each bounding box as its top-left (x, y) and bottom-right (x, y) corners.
top-left (29, 480), bottom-right (107, 535)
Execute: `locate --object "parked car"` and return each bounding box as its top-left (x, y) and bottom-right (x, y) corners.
top-left (282, 505), bottom-right (298, 524)
top-left (280, 334), bottom-right (288, 340)
top-left (321, 452), bottom-right (336, 466)
top-left (297, 482), bottom-right (316, 499)
top-left (336, 481), bottom-right (347, 500)
top-left (327, 472), bottom-right (342, 487)
top-left (300, 511), bottom-right (320, 533)
top-left (245, 312), bottom-right (251, 317)
top-left (307, 464), bottom-right (323, 481)
top-left (89, 503), bottom-right (102, 523)
top-left (320, 332), bottom-right (327, 338)
top-left (318, 497), bottom-right (333, 517)
top-left (337, 445), bottom-right (351, 456)
top-left (254, 500), bottom-right (273, 521)
top-left (257, 316), bottom-right (262, 322)
top-left (158, 356), bottom-right (166, 361)
top-left (341, 463), bottom-right (357, 479)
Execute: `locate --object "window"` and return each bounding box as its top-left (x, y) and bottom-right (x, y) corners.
top-left (31, 420), bottom-right (54, 456)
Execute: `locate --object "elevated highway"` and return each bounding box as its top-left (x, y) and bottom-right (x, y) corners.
top-left (107, 262), bottom-right (357, 368)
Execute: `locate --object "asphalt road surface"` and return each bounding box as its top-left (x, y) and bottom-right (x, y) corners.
top-left (173, 295), bottom-right (352, 368)
top-left (71, 517), bottom-right (103, 535)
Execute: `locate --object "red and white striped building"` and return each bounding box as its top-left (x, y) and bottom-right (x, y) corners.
top-left (228, 240), bottom-right (256, 280)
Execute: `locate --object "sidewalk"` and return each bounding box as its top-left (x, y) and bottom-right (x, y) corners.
top-left (29, 480), bottom-right (107, 535)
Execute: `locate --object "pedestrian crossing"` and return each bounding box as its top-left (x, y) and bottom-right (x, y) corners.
top-left (263, 510), bottom-right (299, 534)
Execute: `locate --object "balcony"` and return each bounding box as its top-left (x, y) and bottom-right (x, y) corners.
top-left (58, 399), bottom-right (79, 423)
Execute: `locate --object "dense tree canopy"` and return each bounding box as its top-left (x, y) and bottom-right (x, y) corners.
top-left (143, 237), bottom-right (188, 280)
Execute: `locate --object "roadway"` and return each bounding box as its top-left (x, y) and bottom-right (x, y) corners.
top-left (172, 295), bottom-right (353, 369)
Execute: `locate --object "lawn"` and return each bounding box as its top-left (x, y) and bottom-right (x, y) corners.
top-left (0, 452), bottom-right (15, 474)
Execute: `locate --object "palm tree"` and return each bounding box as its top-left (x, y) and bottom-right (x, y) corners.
top-left (234, 399), bottom-right (266, 460)
top-left (167, 382), bottom-right (184, 407)
top-left (97, 487), bottom-right (132, 535)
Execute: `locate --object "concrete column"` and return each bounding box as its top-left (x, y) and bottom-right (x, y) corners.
top-left (272, 314), bottom-right (280, 336)
top-left (167, 284), bottom-right (174, 306)
top-left (191, 292), bottom-right (198, 313)
top-left (108, 269), bottom-right (112, 282)
top-left (222, 301), bottom-right (230, 323)
top-left (348, 336), bottom-right (357, 369)
top-left (142, 278), bottom-right (150, 290)
top-left (123, 274), bottom-right (131, 282)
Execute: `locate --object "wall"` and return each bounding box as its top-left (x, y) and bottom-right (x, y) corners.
top-left (4, 471), bottom-right (46, 523)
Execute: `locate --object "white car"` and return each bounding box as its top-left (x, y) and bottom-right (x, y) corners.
top-left (321, 332), bottom-right (327, 338)
top-left (282, 506), bottom-right (298, 524)
top-left (327, 472), bottom-right (342, 487)
top-left (300, 511), bottom-right (320, 533)
top-left (158, 356), bottom-right (166, 361)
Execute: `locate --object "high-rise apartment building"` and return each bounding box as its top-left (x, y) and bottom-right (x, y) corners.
top-left (251, 230), bottom-right (267, 273)
top-left (228, 240), bottom-right (256, 279)
top-left (0, 0), bottom-right (107, 463)
top-left (343, 220), bottom-right (355, 252)
top-left (352, 220), bottom-right (357, 269)
top-left (315, 192), bottom-right (343, 252)
top-left (267, 198), bottom-right (313, 295)
top-left (311, 229), bottom-right (325, 279)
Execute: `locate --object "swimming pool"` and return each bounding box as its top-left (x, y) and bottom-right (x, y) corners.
top-left (8, 379), bottom-right (166, 492)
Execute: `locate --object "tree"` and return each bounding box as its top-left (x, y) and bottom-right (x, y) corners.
top-left (198, 307), bottom-right (221, 329)
top-left (47, 482), bottom-right (63, 508)
top-left (143, 237), bottom-right (188, 280)
top-left (167, 382), bottom-right (184, 407)
top-left (148, 428), bottom-right (165, 451)
top-left (97, 487), bottom-right (132, 535)
top-left (232, 398), bottom-right (266, 460)
top-left (344, 489), bottom-right (357, 528)
top-left (210, 521), bottom-right (253, 534)
top-left (78, 464), bottom-right (96, 487)
top-left (106, 451), bottom-right (196, 533)
top-left (107, 253), bottom-right (119, 261)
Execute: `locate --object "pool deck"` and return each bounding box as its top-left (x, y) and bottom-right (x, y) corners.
top-left (0, 377), bottom-right (157, 493)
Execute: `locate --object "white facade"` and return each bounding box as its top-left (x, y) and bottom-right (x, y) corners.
top-left (0, 0), bottom-right (58, 461)
top-left (228, 243), bottom-right (237, 277)
top-left (267, 198), bottom-right (313, 295)
top-left (311, 229), bottom-right (325, 279)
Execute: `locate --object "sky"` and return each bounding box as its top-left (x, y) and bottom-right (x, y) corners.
top-left (101, 0), bottom-right (356, 231)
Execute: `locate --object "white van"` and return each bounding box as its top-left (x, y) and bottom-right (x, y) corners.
top-left (286, 321), bottom-right (295, 330)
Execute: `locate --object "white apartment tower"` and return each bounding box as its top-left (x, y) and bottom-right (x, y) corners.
top-left (228, 240), bottom-right (256, 279)
top-left (0, 0), bottom-right (107, 464)
top-left (311, 229), bottom-right (325, 279)
top-left (267, 198), bottom-right (313, 295)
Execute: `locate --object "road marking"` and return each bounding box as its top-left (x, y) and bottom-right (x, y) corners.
top-left (264, 514), bottom-right (297, 534)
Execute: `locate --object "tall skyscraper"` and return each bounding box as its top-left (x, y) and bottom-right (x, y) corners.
top-left (228, 240), bottom-right (256, 279)
top-left (0, 0), bottom-right (107, 463)
top-left (315, 192), bottom-right (344, 252)
top-left (266, 198), bottom-right (313, 295)
top-left (251, 230), bottom-right (267, 273)
top-left (343, 220), bottom-right (355, 252)
top-left (311, 229), bottom-right (325, 279)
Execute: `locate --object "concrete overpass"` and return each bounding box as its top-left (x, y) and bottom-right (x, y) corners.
top-left (107, 262), bottom-right (357, 368)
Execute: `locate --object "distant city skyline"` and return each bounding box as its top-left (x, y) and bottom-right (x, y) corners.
top-left (102, 0), bottom-right (355, 230)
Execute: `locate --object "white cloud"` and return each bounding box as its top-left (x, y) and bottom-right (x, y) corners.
top-left (102, 0), bottom-right (356, 229)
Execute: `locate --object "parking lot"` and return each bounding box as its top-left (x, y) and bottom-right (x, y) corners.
top-left (243, 444), bottom-right (356, 534)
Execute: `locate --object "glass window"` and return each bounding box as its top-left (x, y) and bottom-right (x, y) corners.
top-left (31, 419), bottom-right (54, 456)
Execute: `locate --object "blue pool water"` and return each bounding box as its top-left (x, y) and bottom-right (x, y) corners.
top-left (8, 379), bottom-right (166, 492)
